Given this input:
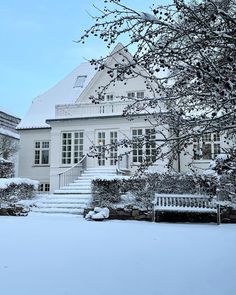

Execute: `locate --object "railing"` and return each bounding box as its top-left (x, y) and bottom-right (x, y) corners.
top-left (58, 155), bottom-right (87, 189)
top-left (154, 193), bottom-right (220, 224)
top-left (56, 101), bottom-right (130, 119)
top-left (116, 154), bottom-right (130, 175)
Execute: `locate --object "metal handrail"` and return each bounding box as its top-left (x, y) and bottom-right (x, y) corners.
top-left (116, 154), bottom-right (130, 175)
top-left (58, 155), bottom-right (87, 189)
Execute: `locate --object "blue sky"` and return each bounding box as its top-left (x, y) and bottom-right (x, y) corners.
top-left (0, 0), bottom-right (167, 118)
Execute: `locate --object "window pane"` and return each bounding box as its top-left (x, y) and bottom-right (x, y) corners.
top-left (137, 91), bottom-right (144, 99)
top-left (35, 142), bottom-right (40, 148)
top-left (214, 144), bottom-right (221, 156)
top-left (202, 144), bottom-right (212, 159)
top-left (42, 150), bottom-right (49, 164)
top-left (34, 150), bottom-right (40, 164)
top-left (42, 141), bottom-right (49, 149)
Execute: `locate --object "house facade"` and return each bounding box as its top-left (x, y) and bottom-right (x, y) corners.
top-left (17, 44), bottom-right (230, 193)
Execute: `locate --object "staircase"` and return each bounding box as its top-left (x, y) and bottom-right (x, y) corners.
top-left (32, 167), bottom-right (117, 215)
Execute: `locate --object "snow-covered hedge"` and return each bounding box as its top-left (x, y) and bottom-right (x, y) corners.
top-left (0, 157), bottom-right (14, 178)
top-left (92, 179), bottom-right (122, 207)
top-left (92, 173), bottom-right (205, 208)
top-left (203, 150), bottom-right (236, 201)
top-left (0, 178), bottom-right (39, 204)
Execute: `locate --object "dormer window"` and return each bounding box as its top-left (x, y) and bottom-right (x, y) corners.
top-left (74, 75), bottom-right (87, 88)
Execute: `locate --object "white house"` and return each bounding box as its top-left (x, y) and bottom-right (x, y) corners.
top-left (17, 44), bottom-right (229, 194)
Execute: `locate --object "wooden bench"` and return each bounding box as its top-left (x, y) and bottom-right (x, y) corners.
top-left (153, 194), bottom-right (221, 224)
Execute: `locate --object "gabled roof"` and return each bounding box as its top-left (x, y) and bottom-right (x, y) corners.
top-left (17, 62), bottom-right (97, 129)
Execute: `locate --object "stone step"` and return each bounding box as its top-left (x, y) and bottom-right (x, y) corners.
top-left (81, 173), bottom-right (115, 176)
top-left (40, 199), bottom-right (91, 204)
top-left (86, 167), bottom-right (116, 171)
top-left (31, 208), bottom-right (84, 214)
top-left (49, 194), bottom-right (91, 199)
top-left (69, 183), bottom-right (91, 187)
top-left (60, 186), bottom-right (91, 191)
top-left (54, 189), bottom-right (91, 194)
top-left (37, 203), bottom-right (88, 209)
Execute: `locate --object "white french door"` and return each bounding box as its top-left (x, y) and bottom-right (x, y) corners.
top-left (96, 130), bottom-right (118, 166)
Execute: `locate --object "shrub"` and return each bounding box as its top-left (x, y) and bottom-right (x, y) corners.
top-left (0, 158), bottom-right (14, 178)
top-left (91, 172), bottom-right (205, 209)
top-left (0, 178), bottom-right (39, 205)
top-left (92, 179), bottom-right (122, 207)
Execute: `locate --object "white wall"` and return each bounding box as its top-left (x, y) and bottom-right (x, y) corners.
top-left (18, 128), bottom-right (51, 184)
top-left (49, 115), bottom-right (169, 191)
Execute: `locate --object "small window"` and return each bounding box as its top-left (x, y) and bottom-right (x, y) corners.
top-left (38, 183), bottom-right (50, 193)
top-left (117, 67), bottom-right (125, 81)
top-left (137, 91), bottom-right (144, 99)
top-left (34, 141), bottom-right (50, 165)
top-left (128, 92), bottom-right (135, 99)
top-left (106, 94), bottom-right (114, 101)
top-left (74, 75), bottom-right (87, 88)
top-left (98, 93), bottom-right (105, 101)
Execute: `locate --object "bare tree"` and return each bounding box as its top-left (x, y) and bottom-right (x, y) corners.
top-left (0, 135), bottom-right (19, 160)
top-left (79, 0), bottom-right (236, 169)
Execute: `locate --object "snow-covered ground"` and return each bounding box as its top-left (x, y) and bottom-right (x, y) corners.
top-left (0, 215), bottom-right (235, 295)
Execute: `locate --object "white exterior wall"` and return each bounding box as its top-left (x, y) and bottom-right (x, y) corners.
top-left (18, 129), bottom-right (51, 185)
top-left (49, 116), bottom-right (168, 191)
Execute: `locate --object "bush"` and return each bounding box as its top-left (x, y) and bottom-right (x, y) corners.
top-left (0, 158), bottom-right (14, 178)
top-left (91, 172), bottom-right (205, 209)
top-left (92, 179), bottom-right (122, 207)
top-left (0, 178), bottom-right (39, 205)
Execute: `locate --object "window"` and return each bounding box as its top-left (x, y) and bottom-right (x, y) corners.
top-left (98, 93), bottom-right (105, 101)
top-left (193, 133), bottom-right (221, 160)
top-left (34, 141), bottom-right (50, 165)
top-left (127, 91), bottom-right (145, 99)
top-left (117, 67), bottom-right (125, 81)
top-left (128, 92), bottom-right (135, 99)
top-left (39, 183), bottom-right (50, 192)
top-left (137, 91), bottom-right (144, 99)
top-left (110, 131), bottom-right (118, 165)
top-left (61, 132), bottom-right (83, 164)
top-left (132, 128), bottom-right (156, 163)
top-left (74, 75), bottom-right (87, 88)
top-left (106, 94), bottom-right (114, 101)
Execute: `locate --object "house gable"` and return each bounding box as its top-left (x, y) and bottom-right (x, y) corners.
top-left (77, 43), bottom-right (153, 104)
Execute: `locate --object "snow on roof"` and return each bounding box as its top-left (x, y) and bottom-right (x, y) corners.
top-left (17, 62), bottom-right (97, 129)
top-left (0, 107), bottom-right (20, 119)
top-left (0, 127), bottom-right (20, 139)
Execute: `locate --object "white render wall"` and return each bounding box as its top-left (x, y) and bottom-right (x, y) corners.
top-left (18, 129), bottom-right (51, 184)
top-left (48, 115), bottom-right (168, 191)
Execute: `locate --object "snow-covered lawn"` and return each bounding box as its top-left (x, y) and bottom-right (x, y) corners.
top-left (0, 215), bottom-right (235, 295)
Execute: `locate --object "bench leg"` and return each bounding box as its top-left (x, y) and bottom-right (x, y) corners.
top-left (217, 204), bottom-right (221, 225)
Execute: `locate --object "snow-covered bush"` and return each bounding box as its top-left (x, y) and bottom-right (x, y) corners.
top-left (0, 157), bottom-right (14, 178)
top-left (0, 178), bottom-right (39, 205)
top-left (92, 179), bottom-right (122, 207)
top-left (92, 173), bottom-right (204, 209)
top-left (203, 149), bottom-right (236, 201)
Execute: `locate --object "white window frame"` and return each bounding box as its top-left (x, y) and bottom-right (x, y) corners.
top-left (34, 141), bottom-right (50, 166)
top-left (193, 133), bottom-right (221, 161)
top-left (127, 91), bottom-right (145, 100)
top-left (132, 128), bottom-right (156, 163)
top-left (106, 94), bottom-right (114, 101)
top-left (39, 183), bottom-right (50, 193)
top-left (61, 131), bottom-right (84, 165)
